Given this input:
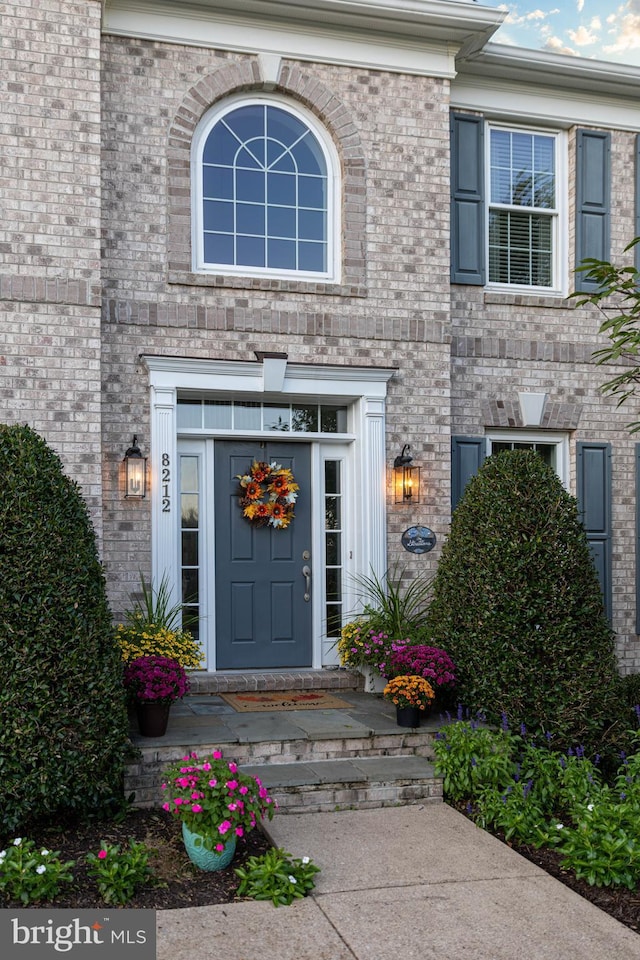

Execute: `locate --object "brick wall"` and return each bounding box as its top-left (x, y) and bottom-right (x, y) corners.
top-left (99, 37), bottom-right (453, 617)
top-left (0, 0), bottom-right (103, 527)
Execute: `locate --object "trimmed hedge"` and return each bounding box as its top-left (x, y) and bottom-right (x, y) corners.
top-left (0, 425), bottom-right (130, 833)
top-left (425, 450), bottom-right (625, 751)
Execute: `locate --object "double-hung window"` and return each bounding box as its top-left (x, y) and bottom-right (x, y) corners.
top-left (450, 114), bottom-right (569, 291)
top-left (487, 125), bottom-right (560, 290)
top-left (192, 96), bottom-right (338, 280)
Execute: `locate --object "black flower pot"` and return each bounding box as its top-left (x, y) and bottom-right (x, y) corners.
top-left (136, 700), bottom-right (171, 737)
top-left (396, 705), bottom-right (421, 728)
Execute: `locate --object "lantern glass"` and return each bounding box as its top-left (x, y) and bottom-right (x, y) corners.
top-left (394, 464), bottom-right (420, 504)
top-left (125, 457), bottom-right (146, 498)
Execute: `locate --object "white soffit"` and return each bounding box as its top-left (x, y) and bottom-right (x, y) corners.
top-left (103, 0), bottom-right (505, 78)
top-left (453, 44), bottom-right (640, 131)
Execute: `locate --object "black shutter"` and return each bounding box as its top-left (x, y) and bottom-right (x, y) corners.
top-left (450, 113), bottom-right (485, 285)
top-left (577, 441), bottom-right (612, 620)
top-left (636, 134), bottom-right (640, 273)
top-left (451, 436), bottom-right (486, 512)
top-left (575, 129), bottom-right (611, 292)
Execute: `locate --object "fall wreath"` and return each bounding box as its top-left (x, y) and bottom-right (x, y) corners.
top-left (236, 460), bottom-right (299, 530)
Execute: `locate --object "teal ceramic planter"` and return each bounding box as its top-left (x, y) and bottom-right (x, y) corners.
top-left (181, 822), bottom-right (237, 871)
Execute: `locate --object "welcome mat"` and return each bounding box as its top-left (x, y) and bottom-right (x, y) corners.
top-left (220, 690), bottom-right (352, 712)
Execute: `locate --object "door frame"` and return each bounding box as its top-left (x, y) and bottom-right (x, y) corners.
top-left (144, 354), bottom-right (396, 670)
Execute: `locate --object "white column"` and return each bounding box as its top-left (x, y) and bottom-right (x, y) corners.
top-left (361, 396), bottom-right (387, 581)
top-left (150, 385), bottom-right (179, 609)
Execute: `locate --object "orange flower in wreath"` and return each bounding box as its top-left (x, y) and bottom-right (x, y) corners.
top-left (244, 481), bottom-right (262, 500)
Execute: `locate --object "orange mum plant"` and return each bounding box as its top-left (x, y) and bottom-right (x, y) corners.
top-left (383, 674), bottom-right (435, 711)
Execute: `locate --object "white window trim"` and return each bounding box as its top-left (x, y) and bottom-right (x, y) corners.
top-left (486, 430), bottom-right (569, 489)
top-left (485, 123), bottom-right (567, 297)
top-left (191, 92), bottom-right (341, 283)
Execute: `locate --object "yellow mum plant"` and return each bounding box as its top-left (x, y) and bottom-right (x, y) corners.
top-left (116, 619), bottom-right (202, 668)
top-left (383, 674), bottom-right (435, 710)
top-left (115, 575), bottom-right (204, 669)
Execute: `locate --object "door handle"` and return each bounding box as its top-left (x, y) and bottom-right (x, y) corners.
top-left (302, 564), bottom-right (311, 602)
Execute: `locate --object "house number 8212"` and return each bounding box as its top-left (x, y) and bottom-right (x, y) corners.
top-left (162, 453), bottom-right (171, 512)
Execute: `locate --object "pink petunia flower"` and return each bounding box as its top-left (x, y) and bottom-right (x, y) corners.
top-left (218, 820), bottom-right (232, 835)
top-left (98, 850), bottom-right (108, 860)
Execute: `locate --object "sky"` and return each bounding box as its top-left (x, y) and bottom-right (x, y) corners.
top-left (483, 0), bottom-right (640, 67)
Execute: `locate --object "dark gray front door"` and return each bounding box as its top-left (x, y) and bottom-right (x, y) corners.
top-left (214, 440), bottom-right (312, 669)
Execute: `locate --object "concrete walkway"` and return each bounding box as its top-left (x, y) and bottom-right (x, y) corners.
top-left (156, 804), bottom-right (640, 960)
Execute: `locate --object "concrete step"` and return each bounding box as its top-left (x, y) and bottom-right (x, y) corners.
top-left (240, 755), bottom-right (442, 814)
top-left (188, 668), bottom-right (364, 694)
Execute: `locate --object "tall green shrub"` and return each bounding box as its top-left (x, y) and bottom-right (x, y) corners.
top-left (0, 425), bottom-right (130, 833)
top-left (426, 450), bottom-right (625, 751)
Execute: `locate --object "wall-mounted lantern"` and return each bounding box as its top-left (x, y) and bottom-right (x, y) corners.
top-left (123, 435), bottom-right (147, 499)
top-left (393, 444), bottom-right (420, 504)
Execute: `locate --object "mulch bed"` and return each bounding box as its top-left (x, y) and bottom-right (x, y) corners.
top-left (2, 807), bottom-right (640, 933)
top-left (0, 808), bottom-right (271, 910)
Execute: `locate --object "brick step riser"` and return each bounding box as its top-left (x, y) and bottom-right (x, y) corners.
top-left (128, 773), bottom-right (442, 811)
top-left (271, 780), bottom-right (443, 814)
top-left (188, 671), bottom-right (364, 695)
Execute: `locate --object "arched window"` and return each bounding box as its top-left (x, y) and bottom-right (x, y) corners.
top-left (192, 97), bottom-right (339, 280)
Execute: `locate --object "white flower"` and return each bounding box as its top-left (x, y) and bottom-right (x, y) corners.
top-left (36, 865), bottom-right (46, 875)
top-left (288, 875), bottom-right (297, 884)
top-left (587, 804), bottom-right (594, 812)
top-left (301, 856), bottom-right (310, 865)
top-left (556, 823), bottom-right (564, 830)
top-left (0, 850), bottom-right (6, 861)
top-left (40, 849), bottom-right (50, 857)
top-left (13, 838), bottom-right (22, 846)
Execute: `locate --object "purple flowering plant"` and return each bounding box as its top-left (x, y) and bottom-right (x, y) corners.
top-left (123, 654), bottom-right (190, 704)
top-left (161, 750), bottom-right (276, 853)
top-left (388, 643), bottom-right (457, 690)
top-left (337, 622), bottom-right (396, 676)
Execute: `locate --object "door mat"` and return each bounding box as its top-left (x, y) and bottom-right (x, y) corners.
top-left (220, 690), bottom-right (352, 712)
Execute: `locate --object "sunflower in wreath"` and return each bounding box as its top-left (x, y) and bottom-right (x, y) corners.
top-left (236, 460), bottom-right (299, 529)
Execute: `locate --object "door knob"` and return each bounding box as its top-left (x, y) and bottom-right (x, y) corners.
top-left (302, 564), bottom-right (311, 602)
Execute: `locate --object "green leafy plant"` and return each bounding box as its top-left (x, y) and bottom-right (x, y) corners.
top-left (572, 242), bottom-right (640, 432)
top-left (234, 848), bottom-right (320, 906)
top-left (435, 716), bottom-right (640, 890)
top-left (433, 715), bottom-right (516, 803)
top-left (350, 566), bottom-right (433, 639)
top-left (85, 840), bottom-right (153, 905)
top-left (133, 573), bottom-right (185, 631)
top-left (425, 450), bottom-right (626, 753)
top-left (554, 799), bottom-right (640, 889)
top-left (0, 424), bottom-right (130, 833)
top-left (0, 838), bottom-right (75, 904)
